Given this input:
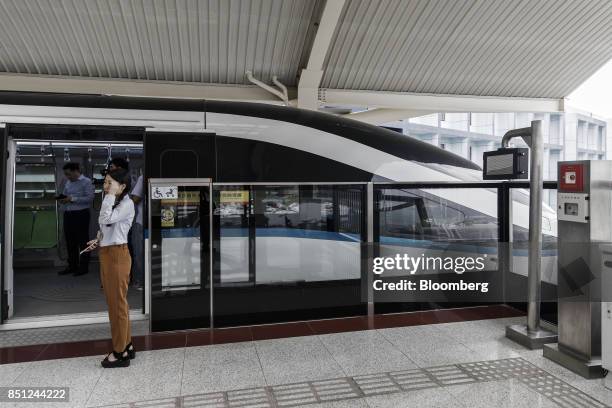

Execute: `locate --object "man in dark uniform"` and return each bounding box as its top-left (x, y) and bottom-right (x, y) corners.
top-left (58, 162), bottom-right (94, 276)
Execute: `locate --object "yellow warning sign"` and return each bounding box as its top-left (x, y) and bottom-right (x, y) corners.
top-left (161, 206), bottom-right (175, 227)
top-left (220, 190), bottom-right (249, 204)
top-left (161, 190), bottom-right (200, 205)
top-left (178, 190), bottom-right (200, 204)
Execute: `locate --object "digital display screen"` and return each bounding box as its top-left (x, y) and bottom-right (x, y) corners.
top-left (482, 148), bottom-right (528, 180)
top-left (485, 154), bottom-right (513, 176)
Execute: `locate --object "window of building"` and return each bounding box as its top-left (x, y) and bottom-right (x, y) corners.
top-left (549, 114), bottom-right (562, 144)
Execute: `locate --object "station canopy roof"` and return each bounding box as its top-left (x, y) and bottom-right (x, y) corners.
top-left (0, 0), bottom-right (610, 121)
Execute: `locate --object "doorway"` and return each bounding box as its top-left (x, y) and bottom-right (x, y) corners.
top-left (4, 125), bottom-right (145, 322)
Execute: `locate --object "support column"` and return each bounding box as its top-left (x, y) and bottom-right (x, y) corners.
top-left (297, 0), bottom-right (346, 110)
top-left (505, 120), bottom-right (558, 349)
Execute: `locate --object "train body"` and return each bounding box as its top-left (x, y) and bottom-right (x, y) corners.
top-left (0, 93), bottom-right (557, 328)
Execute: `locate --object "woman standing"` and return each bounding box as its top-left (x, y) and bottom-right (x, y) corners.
top-left (86, 168), bottom-right (136, 368)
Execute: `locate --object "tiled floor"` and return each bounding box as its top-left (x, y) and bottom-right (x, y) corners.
top-left (1, 313), bottom-right (611, 407)
top-left (0, 305), bottom-right (523, 364)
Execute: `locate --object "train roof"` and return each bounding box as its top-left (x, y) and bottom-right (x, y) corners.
top-left (0, 91), bottom-right (480, 171)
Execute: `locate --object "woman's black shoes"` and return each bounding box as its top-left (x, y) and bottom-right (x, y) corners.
top-left (124, 342), bottom-right (136, 359)
top-left (100, 343), bottom-right (135, 368)
top-left (101, 351), bottom-right (130, 368)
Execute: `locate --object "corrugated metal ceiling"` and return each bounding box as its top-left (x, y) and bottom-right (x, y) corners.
top-left (0, 0), bottom-right (323, 86)
top-left (322, 0), bottom-right (612, 98)
top-left (0, 0), bottom-right (610, 99)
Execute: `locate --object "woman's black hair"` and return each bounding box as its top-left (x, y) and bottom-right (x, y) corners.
top-left (107, 169), bottom-right (131, 209)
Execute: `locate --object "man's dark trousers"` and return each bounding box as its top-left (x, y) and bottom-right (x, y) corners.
top-left (64, 208), bottom-right (90, 274)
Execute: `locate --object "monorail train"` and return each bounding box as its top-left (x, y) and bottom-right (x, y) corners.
top-left (0, 92), bottom-right (557, 329)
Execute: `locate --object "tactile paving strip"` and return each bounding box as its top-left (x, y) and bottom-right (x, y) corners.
top-left (425, 365), bottom-right (478, 386)
top-left (460, 357), bottom-right (547, 381)
top-left (519, 374), bottom-right (608, 408)
top-left (96, 358), bottom-right (609, 408)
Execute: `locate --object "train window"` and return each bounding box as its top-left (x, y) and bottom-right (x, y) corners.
top-left (421, 199), bottom-right (466, 227)
top-left (14, 164), bottom-right (58, 250)
top-left (378, 194), bottom-right (423, 239)
top-left (377, 188), bottom-right (498, 243)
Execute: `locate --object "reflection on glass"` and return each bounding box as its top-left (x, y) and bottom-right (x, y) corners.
top-left (377, 188), bottom-right (499, 275)
top-left (217, 187), bottom-right (250, 283)
top-left (159, 188), bottom-right (201, 290)
top-left (212, 184), bottom-right (366, 327)
top-left (214, 185), bottom-right (365, 285)
top-left (253, 185), bottom-right (363, 283)
top-left (261, 186), bottom-right (299, 215)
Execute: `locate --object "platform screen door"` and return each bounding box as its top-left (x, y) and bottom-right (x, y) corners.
top-left (148, 179), bottom-right (212, 331)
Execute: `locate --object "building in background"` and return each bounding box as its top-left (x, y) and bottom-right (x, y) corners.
top-left (384, 111), bottom-right (608, 206)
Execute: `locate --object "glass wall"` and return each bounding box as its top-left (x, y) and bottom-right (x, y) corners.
top-left (212, 184), bottom-right (366, 327)
top-left (145, 180), bottom-right (559, 331)
top-left (216, 185), bottom-right (251, 284)
top-left (374, 186), bottom-right (500, 312)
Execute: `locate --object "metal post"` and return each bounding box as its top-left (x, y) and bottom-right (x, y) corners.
top-left (505, 120), bottom-right (557, 349)
top-left (366, 182), bottom-right (374, 326)
top-left (209, 182), bottom-right (214, 330)
top-left (497, 184), bottom-right (512, 307)
top-left (527, 120), bottom-right (543, 333)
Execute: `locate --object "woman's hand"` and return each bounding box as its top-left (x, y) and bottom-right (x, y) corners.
top-left (82, 239), bottom-right (99, 253)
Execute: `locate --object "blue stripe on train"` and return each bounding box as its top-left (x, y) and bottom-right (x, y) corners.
top-left (164, 227), bottom-right (557, 257)
top-left (221, 227), bottom-right (360, 242)
top-left (160, 227), bottom-right (200, 238)
top-left (379, 236), bottom-right (557, 257)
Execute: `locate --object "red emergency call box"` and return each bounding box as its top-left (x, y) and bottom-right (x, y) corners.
top-left (559, 163), bottom-right (584, 192)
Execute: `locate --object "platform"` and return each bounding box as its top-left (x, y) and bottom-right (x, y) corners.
top-left (1, 311), bottom-right (610, 407)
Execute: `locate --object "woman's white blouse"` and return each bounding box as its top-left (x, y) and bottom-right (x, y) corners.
top-left (98, 194), bottom-right (135, 247)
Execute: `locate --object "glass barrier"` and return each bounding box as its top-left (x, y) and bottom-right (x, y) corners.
top-left (216, 185), bottom-right (251, 284)
top-left (146, 180), bottom-right (560, 331)
top-left (212, 184), bottom-right (366, 327)
top-left (253, 184), bottom-right (362, 284)
top-left (373, 185), bottom-right (500, 312)
top-left (156, 187), bottom-right (203, 290)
